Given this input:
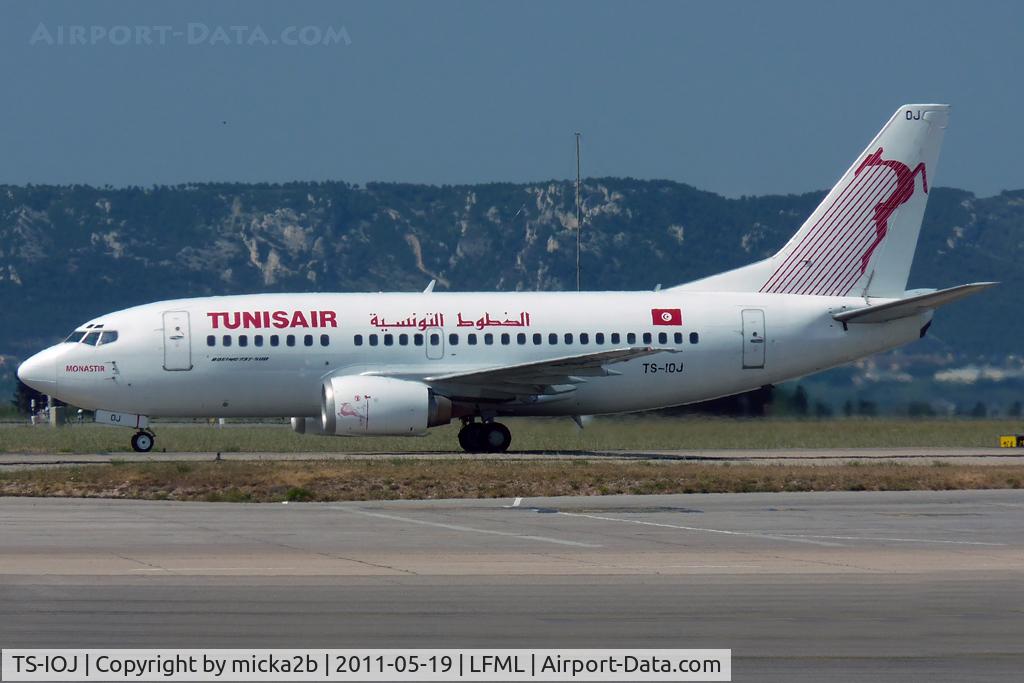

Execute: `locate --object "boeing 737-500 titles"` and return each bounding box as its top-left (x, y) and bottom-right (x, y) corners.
top-left (18, 104), bottom-right (993, 453)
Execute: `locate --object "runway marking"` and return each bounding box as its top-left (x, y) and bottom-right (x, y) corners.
top-left (513, 497), bottom-right (523, 507)
top-left (131, 567), bottom-right (291, 572)
top-left (557, 512), bottom-right (1007, 547)
top-left (556, 512), bottom-right (844, 547)
top-left (765, 532), bottom-right (1006, 546)
top-left (333, 507), bottom-right (602, 548)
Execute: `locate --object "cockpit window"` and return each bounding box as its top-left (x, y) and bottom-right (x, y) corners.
top-left (65, 331), bottom-right (86, 343)
top-left (97, 330), bottom-right (119, 345)
top-left (82, 331), bottom-right (101, 346)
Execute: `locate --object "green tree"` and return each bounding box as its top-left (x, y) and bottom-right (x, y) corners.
top-left (792, 385), bottom-right (809, 416)
top-left (856, 400), bottom-right (878, 417)
top-left (970, 401), bottom-right (988, 418)
top-left (10, 379), bottom-right (45, 417)
top-left (907, 401), bottom-right (936, 417)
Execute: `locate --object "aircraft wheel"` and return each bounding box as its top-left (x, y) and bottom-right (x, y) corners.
top-left (458, 422), bottom-right (484, 453)
top-left (131, 431), bottom-right (154, 453)
top-left (481, 422), bottom-right (512, 453)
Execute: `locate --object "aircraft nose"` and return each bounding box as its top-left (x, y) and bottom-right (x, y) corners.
top-left (17, 350), bottom-right (57, 393)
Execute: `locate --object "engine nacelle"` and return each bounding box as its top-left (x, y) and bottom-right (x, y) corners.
top-left (321, 376), bottom-right (452, 436)
top-left (290, 416), bottom-right (324, 435)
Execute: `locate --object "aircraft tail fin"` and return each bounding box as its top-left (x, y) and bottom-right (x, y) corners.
top-left (675, 104), bottom-right (950, 298)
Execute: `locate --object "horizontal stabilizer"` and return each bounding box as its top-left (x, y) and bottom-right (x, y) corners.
top-left (832, 282), bottom-right (996, 324)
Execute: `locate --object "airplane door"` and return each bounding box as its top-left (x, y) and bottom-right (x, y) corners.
top-left (742, 309), bottom-right (766, 369)
top-left (162, 311), bottom-right (193, 371)
top-left (425, 327), bottom-right (444, 360)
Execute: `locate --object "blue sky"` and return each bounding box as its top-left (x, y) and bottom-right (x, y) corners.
top-left (2, 0), bottom-right (1022, 196)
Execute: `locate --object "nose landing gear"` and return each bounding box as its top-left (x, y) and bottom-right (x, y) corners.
top-left (457, 420), bottom-right (511, 453)
top-left (131, 430), bottom-right (156, 453)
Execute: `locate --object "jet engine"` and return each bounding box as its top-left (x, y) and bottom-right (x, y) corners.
top-left (321, 375), bottom-right (452, 436)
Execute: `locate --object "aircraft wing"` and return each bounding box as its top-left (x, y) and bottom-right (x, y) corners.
top-left (422, 346), bottom-right (674, 400)
top-left (832, 282), bottom-right (996, 324)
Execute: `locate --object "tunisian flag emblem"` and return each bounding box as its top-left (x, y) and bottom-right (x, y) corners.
top-left (651, 308), bottom-right (683, 326)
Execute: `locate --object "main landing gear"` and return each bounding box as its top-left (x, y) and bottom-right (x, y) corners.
top-left (131, 429), bottom-right (156, 453)
top-left (458, 420), bottom-right (512, 453)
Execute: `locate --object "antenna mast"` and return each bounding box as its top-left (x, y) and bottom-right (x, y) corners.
top-left (575, 131), bottom-right (582, 292)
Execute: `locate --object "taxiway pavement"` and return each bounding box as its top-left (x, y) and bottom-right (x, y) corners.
top-left (2, 490), bottom-right (1023, 681)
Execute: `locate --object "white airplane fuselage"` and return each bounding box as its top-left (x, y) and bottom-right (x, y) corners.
top-left (26, 290), bottom-right (926, 419)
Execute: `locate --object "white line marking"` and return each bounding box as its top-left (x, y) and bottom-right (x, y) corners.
top-left (766, 532), bottom-right (1006, 546)
top-left (513, 497), bottom-right (523, 507)
top-left (557, 512), bottom-right (843, 546)
top-left (558, 512), bottom-right (1007, 547)
top-left (131, 567), bottom-right (291, 572)
top-left (333, 507), bottom-right (601, 548)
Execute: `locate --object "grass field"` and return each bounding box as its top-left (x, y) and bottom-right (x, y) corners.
top-left (0, 417), bottom-right (1018, 453)
top-left (1, 459), bottom-right (1021, 501)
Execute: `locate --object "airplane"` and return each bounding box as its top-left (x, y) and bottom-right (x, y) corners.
top-left (18, 103), bottom-right (994, 454)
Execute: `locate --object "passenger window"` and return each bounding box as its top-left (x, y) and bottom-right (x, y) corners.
top-left (690, 332), bottom-right (700, 344)
top-left (238, 335), bottom-right (248, 347)
top-left (449, 333), bottom-right (459, 346)
top-left (430, 333), bottom-right (440, 345)
top-left (65, 331), bottom-right (86, 343)
top-left (643, 332), bottom-right (653, 344)
top-left (548, 333), bottom-right (558, 345)
top-left (399, 334), bottom-right (409, 346)
top-left (468, 334), bottom-right (477, 346)
top-left (83, 332), bottom-right (100, 345)
top-left (383, 334), bottom-right (393, 346)
top-left (222, 335), bottom-right (232, 347)
top-left (286, 335), bottom-right (296, 347)
top-left (658, 332), bottom-right (667, 344)
top-left (674, 332), bottom-right (683, 344)
top-left (271, 335), bottom-right (280, 347)
top-left (207, 335), bottom-right (216, 347)
top-left (320, 334), bottom-right (330, 347)
top-left (414, 334), bottom-right (424, 346)
top-left (517, 333), bottom-right (526, 345)
top-left (369, 335), bottom-right (378, 347)
top-left (564, 333), bottom-right (573, 344)
top-left (484, 333), bottom-right (494, 345)
top-left (611, 333), bottom-right (621, 344)
top-left (254, 335), bottom-right (264, 347)
top-left (354, 335), bottom-right (363, 346)
top-left (500, 333), bottom-right (510, 345)
top-left (626, 333), bottom-right (636, 344)
top-left (533, 333), bottom-right (542, 345)
top-left (596, 332), bottom-right (605, 344)
top-left (304, 334), bottom-right (313, 347)
top-left (580, 333), bottom-right (589, 344)
top-left (97, 331), bottom-right (118, 345)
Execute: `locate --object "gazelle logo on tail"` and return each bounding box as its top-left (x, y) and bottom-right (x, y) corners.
top-left (854, 148), bottom-right (927, 274)
top-left (760, 146), bottom-right (929, 297)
